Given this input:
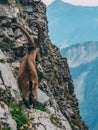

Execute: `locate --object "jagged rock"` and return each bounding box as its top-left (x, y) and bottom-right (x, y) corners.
top-left (38, 89), bottom-right (49, 104)
top-left (0, 49), bottom-right (21, 102)
top-left (26, 109), bottom-right (72, 130)
top-left (0, 102), bottom-right (17, 130)
top-left (11, 61), bottom-right (20, 68)
top-left (0, 5), bottom-right (19, 18)
top-left (0, 62), bottom-right (18, 98)
top-left (0, 0), bottom-right (9, 4)
top-left (0, 28), bottom-right (4, 37)
top-left (13, 28), bottom-right (23, 38)
top-left (0, 84), bottom-right (6, 91)
top-left (23, 6), bottom-right (34, 14)
top-left (0, 49), bottom-right (5, 59)
top-left (1, 19), bottom-right (12, 27)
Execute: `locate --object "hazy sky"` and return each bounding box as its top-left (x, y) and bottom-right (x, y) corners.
top-left (42, 0), bottom-right (98, 6)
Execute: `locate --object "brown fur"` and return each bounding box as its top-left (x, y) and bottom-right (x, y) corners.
top-left (12, 22), bottom-right (42, 108)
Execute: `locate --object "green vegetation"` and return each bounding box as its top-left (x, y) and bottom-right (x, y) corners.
top-left (52, 76), bottom-right (58, 84)
top-left (2, 125), bottom-right (11, 130)
top-left (34, 102), bottom-right (47, 112)
top-left (73, 117), bottom-right (82, 129)
top-left (50, 115), bottom-right (59, 125)
top-left (64, 90), bottom-right (67, 96)
top-left (9, 103), bottom-right (31, 130)
top-left (52, 76), bottom-right (57, 81)
top-left (0, 58), bottom-right (6, 63)
top-left (8, 0), bottom-right (23, 13)
top-left (5, 91), bottom-right (33, 130)
top-left (7, 91), bottom-right (13, 105)
top-left (51, 44), bottom-right (56, 49)
top-left (8, 0), bottom-right (14, 5)
top-left (2, 91), bottom-right (14, 107)
top-left (16, 4), bottom-right (23, 13)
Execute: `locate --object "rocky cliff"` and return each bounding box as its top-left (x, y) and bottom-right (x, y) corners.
top-left (0, 1), bottom-right (88, 130)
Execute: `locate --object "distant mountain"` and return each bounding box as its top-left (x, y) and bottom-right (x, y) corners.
top-left (61, 41), bottom-right (98, 67)
top-left (47, 0), bottom-right (98, 48)
top-left (61, 41), bottom-right (98, 130)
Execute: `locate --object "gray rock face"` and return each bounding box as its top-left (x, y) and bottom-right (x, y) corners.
top-left (0, 1), bottom-right (88, 130)
top-left (0, 5), bottom-right (19, 18)
top-left (26, 109), bottom-right (72, 130)
top-left (0, 49), bottom-right (21, 102)
top-left (38, 89), bottom-right (49, 104)
top-left (0, 102), bottom-right (17, 130)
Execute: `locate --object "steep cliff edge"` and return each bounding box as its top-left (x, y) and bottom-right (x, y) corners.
top-left (0, 1), bottom-right (88, 130)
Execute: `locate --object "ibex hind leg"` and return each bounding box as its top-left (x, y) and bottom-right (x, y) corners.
top-left (29, 80), bottom-right (38, 107)
top-left (28, 81), bottom-right (33, 105)
top-left (29, 81), bottom-right (37, 107)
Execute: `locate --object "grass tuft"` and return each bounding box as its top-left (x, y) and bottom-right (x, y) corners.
top-left (34, 102), bottom-right (47, 112)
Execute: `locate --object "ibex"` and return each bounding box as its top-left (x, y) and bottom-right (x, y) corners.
top-left (12, 21), bottom-right (42, 108)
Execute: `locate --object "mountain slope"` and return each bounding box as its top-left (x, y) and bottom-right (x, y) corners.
top-left (0, 1), bottom-right (87, 130)
top-left (61, 41), bottom-right (98, 130)
top-left (47, 0), bottom-right (98, 48)
top-left (61, 41), bottom-right (98, 67)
